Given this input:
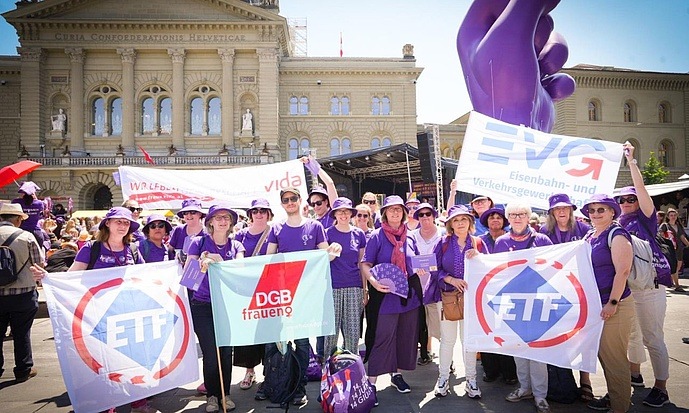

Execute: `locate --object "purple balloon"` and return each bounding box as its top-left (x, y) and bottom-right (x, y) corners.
top-left (457, 0), bottom-right (575, 132)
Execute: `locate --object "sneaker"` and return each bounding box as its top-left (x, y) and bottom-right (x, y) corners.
top-left (434, 377), bottom-right (449, 397)
top-left (372, 384), bottom-right (379, 407)
top-left (292, 390), bottom-right (308, 406)
top-left (535, 398), bottom-right (552, 413)
top-left (504, 377), bottom-right (518, 385)
top-left (465, 379), bottom-right (482, 399)
top-left (197, 382), bottom-right (207, 395)
top-left (417, 355), bottom-right (432, 365)
top-left (643, 387), bottom-right (670, 408)
top-left (391, 374), bottom-right (411, 393)
top-left (587, 394), bottom-right (611, 411)
top-left (205, 396), bottom-right (219, 413)
top-left (631, 373), bottom-right (645, 387)
top-left (224, 398), bottom-right (236, 411)
top-left (482, 373), bottom-right (498, 382)
top-left (505, 388), bottom-right (533, 402)
top-left (130, 403), bottom-right (160, 413)
top-left (15, 368), bottom-right (37, 383)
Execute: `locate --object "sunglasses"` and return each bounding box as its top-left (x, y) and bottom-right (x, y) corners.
top-left (417, 211), bottom-right (434, 218)
top-left (618, 196), bottom-right (638, 204)
top-left (309, 200), bottom-right (326, 207)
top-left (356, 213), bottom-right (369, 218)
top-left (282, 195), bottom-right (299, 204)
top-left (251, 208), bottom-right (269, 215)
top-left (128, 207), bottom-right (143, 213)
top-left (588, 207), bottom-right (609, 215)
top-left (182, 211), bottom-right (199, 216)
top-left (363, 200), bottom-right (376, 205)
top-left (148, 222), bottom-right (167, 229)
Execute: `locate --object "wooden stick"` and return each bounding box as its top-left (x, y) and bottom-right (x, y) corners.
top-left (216, 346), bottom-right (227, 413)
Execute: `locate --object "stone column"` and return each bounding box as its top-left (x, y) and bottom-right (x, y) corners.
top-left (168, 48), bottom-right (186, 149)
top-left (257, 48), bottom-right (280, 146)
top-left (218, 48), bottom-right (235, 147)
top-left (65, 48), bottom-right (85, 150)
top-left (117, 48), bottom-right (136, 151)
top-left (18, 47), bottom-right (45, 150)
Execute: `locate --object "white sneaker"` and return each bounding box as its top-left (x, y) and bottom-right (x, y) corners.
top-left (224, 398), bottom-right (236, 411)
top-left (535, 398), bottom-right (551, 413)
top-left (505, 388), bottom-right (534, 402)
top-left (465, 379), bottom-right (482, 399)
top-left (434, 377), bottom-right (449, 397)
top-left (206, 396), bottom-right (219, 413)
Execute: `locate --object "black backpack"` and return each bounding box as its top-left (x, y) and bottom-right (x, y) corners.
top-left (546, 364), bottom-right (579, 404)
top-left (655, 232), bottom-right (678, 274)
top-left (87, 241), bottom-right (140, 270)
top-left (262, 341), bottom-right (301, 407)
top-left (0, 230), bottom-right (29, 286)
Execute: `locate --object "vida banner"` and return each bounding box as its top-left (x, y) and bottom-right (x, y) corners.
top-left (455, 111), bottom-right (623, 210)
top-left (118, 160), bottom-right (308, 220)
top-left (41, 261), bottom-right (198, 413)
top-left (464, 241), bottom-right (603, 373)
top-left (209, 250), bottom-right (336, 346)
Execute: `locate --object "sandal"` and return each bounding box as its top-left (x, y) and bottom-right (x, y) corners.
top-left (239, 371), bottom-right (256, 390)
top-left (580, 383), bottom-right (594, 402)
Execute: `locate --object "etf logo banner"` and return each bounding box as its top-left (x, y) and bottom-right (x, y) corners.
top-left (455, 111), bottom-right (623, 210)
top-left (464, 241), bottom-right (603, 373)
top-left (119, 160), bottom-right (308, 221)
top-left (209, 250), bottom-right (336, 346)
top-left (41, 261), bottom-right (198, 413)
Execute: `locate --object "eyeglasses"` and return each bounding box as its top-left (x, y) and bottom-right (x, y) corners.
top-left (182, 211), bottom-right (199, 216)
top-left (251, 208), bottom-right (269, 215)
top-left (508, 212), bottom-right (528, 219)
top-left (128, 207), bottom-right (143, 213)
top-left (587, 207), bottom-right (609, 215)
top-left (356, 213), bottom-right (369, 218)
top-left (213, 215), bottom-right (233, 221)
top-left (282, 195), bottom-right (299, 204)
top-left (363, 200), bottom-right (376, 205)
top-left (148, 222), bottom-right (166, 229)
top-left (417, 211), bottom-right (434, 218)
top-left (618, 196), bottom-right (638, 204)
top-left (309, 200), bottom-right (326, 207)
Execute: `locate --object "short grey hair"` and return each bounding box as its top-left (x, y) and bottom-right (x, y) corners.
top-left (505, 202), bottom-right (532, 217)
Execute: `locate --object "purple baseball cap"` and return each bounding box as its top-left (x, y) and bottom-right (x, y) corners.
top-left (581, 194), bottom-right (621, 219)
top-left (413, 202), bottom-right (438, 220)
top-left (548, 193), bottom-right (577, 211)
top-left (329, 197), bottom-right (357, 218)
top-left (177, 198), bottom-right (205, 218)
top-left (98, 207), bottom-right (140, 231)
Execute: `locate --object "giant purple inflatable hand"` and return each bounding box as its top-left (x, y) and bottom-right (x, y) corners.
top-left (457, 0), bottom-right (575, 132)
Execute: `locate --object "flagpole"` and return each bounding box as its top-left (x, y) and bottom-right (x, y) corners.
top-left (217, 347), bottom-right (227, 413)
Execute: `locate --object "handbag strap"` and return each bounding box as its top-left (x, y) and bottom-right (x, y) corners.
top-left (252, 226), bottom-right (271, 257)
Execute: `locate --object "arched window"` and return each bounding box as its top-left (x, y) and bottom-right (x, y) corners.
top-left (588, 99), bottom-right (600, 121)
top-left (623, 100), bottom-right (637, 123)
top-left (658, 102), bottom-right (671, 123)
top-left (381, 96), bottom-right (390, 115)
top-left (289, 95), bottom-right (309, 115)
top-left (658, 140), bottom-right (674, 167)
top-left (159, 97), bottom-right (172, 134)
top-left (331, 96), bottom-right (349, 115)
top-left (208, 97), bottom-right (221, 135)
top-left (141, 97), bottom-right (155, 134)
top-left (92, 97), bottom-right (105, 136)
top-left (188, 85), bottom-right (221, 136)
top-left (289, 96), bottom-right (298, 115)
top-left (372, 96), bottom-right (391, 115)
top-left (110, 98), bottom-right (122, 136)
top-left (288, 137), bottom-right (310, 160)
top-left (190, 97), bottom-right (203, 135)
top-left (371, 97), bottom-right (380, 115)
top-left (139, 85), bottom-right (171, 135)
top-left (299, 97), bottom-right (309, 115)
top-left (329, 137), bottom-right (352, 156)
top-left (371, 136), bottom-right (392, 149)
top-left (341, 97), bottom-right (350, 115)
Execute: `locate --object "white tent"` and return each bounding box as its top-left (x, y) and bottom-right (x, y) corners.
top-left (613, 180), bottom-right (689, 197)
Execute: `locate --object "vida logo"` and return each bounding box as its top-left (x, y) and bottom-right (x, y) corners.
top-left (264, 172), bottom-right (303, 192)
top-left (242, 260), bottom-right (306, 320)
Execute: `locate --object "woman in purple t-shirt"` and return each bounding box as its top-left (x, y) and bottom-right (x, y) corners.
top-left (185, 203), bottom-right (245, 413)
top-left (138, 214), bottom-right (174, 263)
top-left (324, 197), bottom-right (367, 356)
top-left (493, 202), bottom-right (553, 413)
top-left (169, 198), bottom-right (206, 267)
top-left (582, 194), bottom-right (634, 413)
top-left (12, 181), bottom-right (48, 248)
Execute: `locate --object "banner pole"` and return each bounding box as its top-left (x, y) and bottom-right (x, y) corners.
top-left (217, 346), bottom-right (227, 413)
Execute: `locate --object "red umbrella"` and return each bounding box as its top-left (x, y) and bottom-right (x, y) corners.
top-left (0, 160), bottom-right (42, 189)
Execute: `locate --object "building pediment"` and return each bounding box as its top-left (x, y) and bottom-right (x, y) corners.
top-left (3, 0), bottom-right (282, 24)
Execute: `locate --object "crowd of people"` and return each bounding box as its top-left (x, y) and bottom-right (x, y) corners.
top-left (0, 144), bottom-right (682, 413)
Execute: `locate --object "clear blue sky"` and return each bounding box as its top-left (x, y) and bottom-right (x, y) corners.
top-left (1, 0), bottom-right (688, 124)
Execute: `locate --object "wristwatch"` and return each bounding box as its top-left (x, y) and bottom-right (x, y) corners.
top-left (630, 159), bottom-right (637, 165)
top-left (609, 298), bottom-right (619, 306)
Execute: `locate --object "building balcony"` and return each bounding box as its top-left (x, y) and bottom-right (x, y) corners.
top-left (24, 153), bottom-right (273, 169)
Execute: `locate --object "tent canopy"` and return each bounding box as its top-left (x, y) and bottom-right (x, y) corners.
top-left (613, 180), bottom-right (689, 197)
top-left (71, 209), bottom-right (175, 219)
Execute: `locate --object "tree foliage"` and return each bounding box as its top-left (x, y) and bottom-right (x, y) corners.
top-left (640, 151), bottom-right (669, 185)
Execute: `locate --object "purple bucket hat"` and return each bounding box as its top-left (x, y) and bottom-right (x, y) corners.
top-left (329, 197), bottom-right (357, 218)
top-left (380, 195), bottom-right (408, 214)
top-left (413, 202), bottom-right (438, 220)
top-left (308, 186), bottom-right (329, 200)
top-left (479, 207), bottom-right (507, 228)
top-left (581, 194), bottom-right (621, 219)
top-left (18, 181), bottom-right (40, 196)
top-left (617, 186), bottom-right (637, 197)
top-left (177, 198), bottom-right (205, 218)
top-left (446, 204), bottom-right (474, 222)
top-left (206, 203), bottom-right (238, 224)
top-left (548, 193), bottom-right (578, 211)
top-left (99, 207), bottom-right (140, 231)
top-left (143, 214), bottom-right (172, 233)
top-left (247, 198), bottom-right (272, 215)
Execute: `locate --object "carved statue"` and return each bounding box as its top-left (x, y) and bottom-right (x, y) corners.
top-left (168, 144), bottom-right (177, 156)
top-left (242, 109), bottom-right (253, 131)
top-left (51, 108), bottom-right (66, 132)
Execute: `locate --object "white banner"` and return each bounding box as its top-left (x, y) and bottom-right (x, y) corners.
top-left (464, 241), bottom-right (603, 373)
top-left (41, 261), bottom-right (198, 413)
top-left (119, 160), bottom-right (308, 220)
top-left (455, 111), bottom-right (623, 210)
